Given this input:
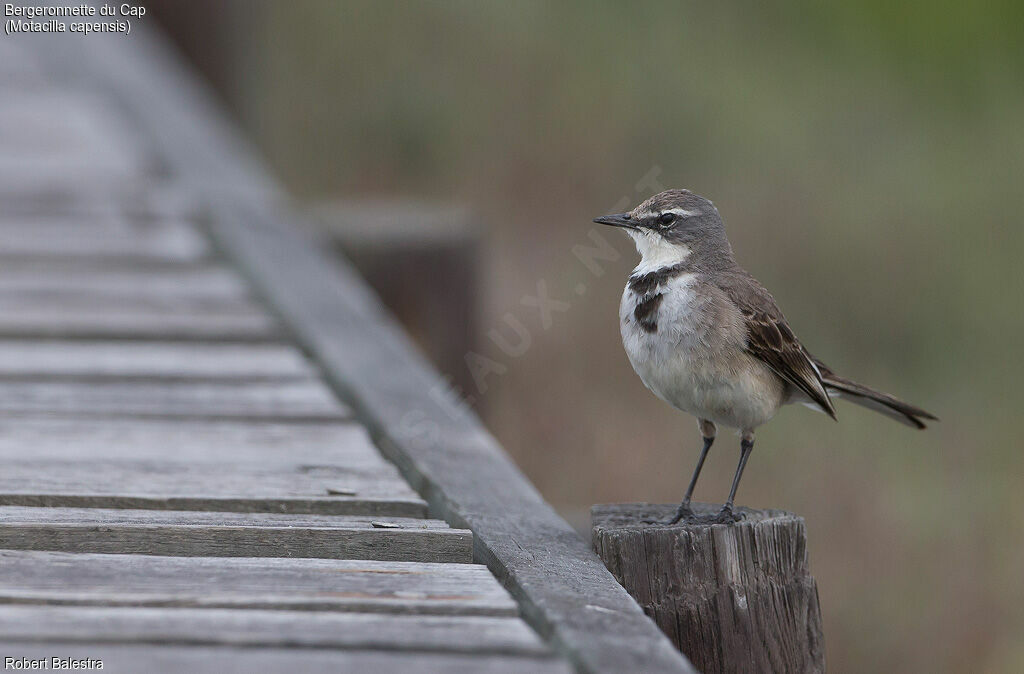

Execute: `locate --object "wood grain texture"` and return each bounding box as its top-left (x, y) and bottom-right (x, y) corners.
top-left (0, 379), bottom-right (348, 420)
top-left (0, 644), bottom-right (573, 674)
top-left (0, 214), bottom-right (207, 261)
top-left (0, 264), bottom-right (247, 298)
top-left (0, 508), bottom-right (451, 529)
top-left (0, 417), bottom-right (383, 463)
top-left (0, 180), bottom-right (194, 220)
top-left (0, 507), bottom-right (471, 562)
top-left (0, 551), bottom-right (518, 616)
top-left (0, 418), bottom-right (426, 517)
top-left (0, 606), bottom-right (548, 655)
top-left (0, 92), bottom-right (148, 189)
top-left (0, 293), bottom-right (278, 341)
top-left (0, 340), bottom-right (316, 380)
top-left (0, 460), bottom-right (425, 517)
top-left (593, 502), bottom-right (825, 674)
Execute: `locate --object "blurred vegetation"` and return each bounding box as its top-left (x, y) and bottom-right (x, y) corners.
top-left (157, 2), bottom-right (1024, 671)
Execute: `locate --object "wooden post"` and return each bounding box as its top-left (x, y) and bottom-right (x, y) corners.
top-left (592, 502), bottom-right (825, 674)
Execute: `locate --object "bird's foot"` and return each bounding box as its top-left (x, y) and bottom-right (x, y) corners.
top-left (642, 503), bottom-right (744, 526)
top-left (708, 505), bottom-right (744, 525)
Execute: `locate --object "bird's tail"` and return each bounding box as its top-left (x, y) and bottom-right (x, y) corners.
top-left (821, 373), bottom-right (938, 429)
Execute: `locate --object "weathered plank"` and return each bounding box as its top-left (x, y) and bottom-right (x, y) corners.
top-left (0, 264), bottom-right (247, 298)
top-left (0, 180), bottom-right (194, 221)
top-left (0, 417), bottom-right (386, 464)
top-left (0, 340), bottom-right (316, 380)
top-left (0, 418), bottom-right (426, 517)
top-left (0, 292), bottom-right (277, 340)
top-left (0, 379), bottom-right (348, 420)
top-left (0, 460), bottom-right (424, 517)
top-left (0, 606), bottom-right (548, 655)
top-left (0, 644), bottom-right (572, 674)
top-left (0, 215), bottom-right (207, 261)
top-left (592, 503), bottom-right (826, 674)
top-left (0, 92), bottom-right (147, 189)
top-left (0, 508), bottom-right (451, 529)
top-left (0, 508), bottom-right (470, 563)
top-left (0, 551), bottom-right (518, 616)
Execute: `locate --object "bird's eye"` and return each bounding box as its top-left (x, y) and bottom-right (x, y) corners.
top-left (658, 212), bottom-right (676, 226)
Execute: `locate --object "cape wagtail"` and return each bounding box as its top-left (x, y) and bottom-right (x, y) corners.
top-left (595, 189), bottom-right (936, 525)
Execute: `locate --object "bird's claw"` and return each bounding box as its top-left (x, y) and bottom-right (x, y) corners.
top-left (662, 503), bottom-right (697, 525)
top-left (710, 506), bottom-right (744, 524)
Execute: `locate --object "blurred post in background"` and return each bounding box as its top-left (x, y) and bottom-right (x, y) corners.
top-left (307, 199), bottom-right (480, 398)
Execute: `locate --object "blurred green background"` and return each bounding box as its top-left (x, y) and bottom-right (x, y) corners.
top-left (151, 2), bottom-right (1024, 671)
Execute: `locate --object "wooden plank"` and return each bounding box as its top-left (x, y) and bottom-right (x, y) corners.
top-left (0, 179), bottom-right (194, 221)
top-left (0, 292), bottom-right (277, 341)
top-left (0, 508), bottom-right (451, 528)
top-left (0, 606), bottom-right (549, 655)
top-left (0, 417), bottom-right (385, 463)
top-left (0, 418), bottom-right (426, 517)
top-left (0, 644), bottom-right (572, 674)
top-left (0, 264), bottom-right (247, 298)
top-left (0, 341), bottom-right (316, 380)
top-left (0, 460), bottom-right (424, 517)
top-left (0, 551), bottom-right (519, 617)
top-left (0, 92), bottom-right (147, 189)
top-left (0, 379), bottom-right (348, 420)
top-left (0, 508), bottom-right (470, 563)
top-left (0, 215), bottom-right (207, 261)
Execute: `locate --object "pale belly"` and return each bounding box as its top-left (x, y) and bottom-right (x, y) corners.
top-left (619, 280), bottom-right (785, 431)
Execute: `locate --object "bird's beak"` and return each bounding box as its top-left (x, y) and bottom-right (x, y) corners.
top-left (592, 213), bottom-right (637, 229)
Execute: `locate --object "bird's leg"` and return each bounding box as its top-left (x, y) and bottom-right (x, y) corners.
top-left (663, 420), bottom-right (716, 525)
top-left (715, 431), bottom-right (754, 524)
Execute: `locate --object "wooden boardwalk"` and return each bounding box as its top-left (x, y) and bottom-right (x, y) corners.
top-left (0, 20), bottom-right (694, 674)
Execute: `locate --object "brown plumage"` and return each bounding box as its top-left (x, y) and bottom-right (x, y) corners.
top-left (717, 269), bottom-right (838, 420)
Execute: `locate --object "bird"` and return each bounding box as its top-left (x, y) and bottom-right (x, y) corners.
top-left (594, 189), bottom-right (936, 525)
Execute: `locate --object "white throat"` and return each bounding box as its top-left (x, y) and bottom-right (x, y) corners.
top-left (627, 230), bottom-right (691, 275)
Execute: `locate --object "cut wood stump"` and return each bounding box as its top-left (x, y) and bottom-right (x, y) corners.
top-left (592, 502), bottom-right (825, 674)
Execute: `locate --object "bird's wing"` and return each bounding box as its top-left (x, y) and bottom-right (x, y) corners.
top-left (719, 272), bottom-right (837, 419)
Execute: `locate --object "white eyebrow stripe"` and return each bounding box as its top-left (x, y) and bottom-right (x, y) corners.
top-left (634, 207), bottom-right (698, 220)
